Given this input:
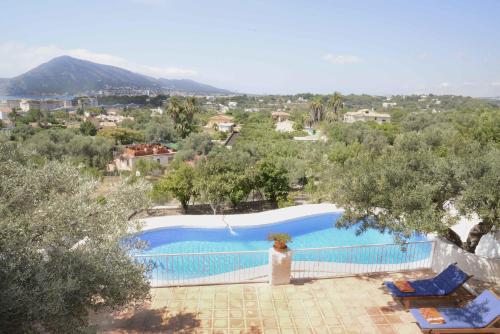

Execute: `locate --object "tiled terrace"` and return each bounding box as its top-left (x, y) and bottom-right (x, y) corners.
top-left (94, 270), bottom-right (496, 334)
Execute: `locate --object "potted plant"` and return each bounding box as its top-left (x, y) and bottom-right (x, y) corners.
top-left (267, 233), bottom-right (292, 251)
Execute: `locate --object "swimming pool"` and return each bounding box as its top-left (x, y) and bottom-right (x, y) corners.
top-left (134, 213), bottom-right (432, 282)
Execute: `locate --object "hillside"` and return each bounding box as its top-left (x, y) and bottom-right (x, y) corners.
top-left (0, 56), bottom-right (231, 96)
top-left (157, 78), bottom-right (231, 95)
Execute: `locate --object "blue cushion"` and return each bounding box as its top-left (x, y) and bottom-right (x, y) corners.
top-left (410, 290), bottom-right (500, 329)
top-left (384, 264), bottom-right (469, 297)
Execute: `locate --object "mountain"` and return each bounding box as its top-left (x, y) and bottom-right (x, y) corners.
top-left (0, 78), bottom-right (8, 92)
top-left (157, 78), bottom-right (231, 95)
top-left (0, 56), bottom-right (232, 96)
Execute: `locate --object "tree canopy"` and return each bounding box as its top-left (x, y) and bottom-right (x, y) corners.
top-left (0, 143), bottom-right (151, 333)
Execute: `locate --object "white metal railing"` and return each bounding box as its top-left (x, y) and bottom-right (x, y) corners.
top-left (134, 250), bottom-right (269, 287)
top-left (291, 241), bottom-right (435, 280)
top-left (134, 241), bottom-right (435, 287)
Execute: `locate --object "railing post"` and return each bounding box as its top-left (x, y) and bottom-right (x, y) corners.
top-left (269, 247), bottom-right (292, 285)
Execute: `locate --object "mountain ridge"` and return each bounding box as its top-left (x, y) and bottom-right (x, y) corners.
top-left (0, 56), bottom-right (232, 96)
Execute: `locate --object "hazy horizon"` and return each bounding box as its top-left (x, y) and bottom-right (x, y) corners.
top-left (1, 0), bottom-right (499, 97)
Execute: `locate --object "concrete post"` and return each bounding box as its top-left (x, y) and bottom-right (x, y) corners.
top-left (268, 248), bottom-right (292, 285)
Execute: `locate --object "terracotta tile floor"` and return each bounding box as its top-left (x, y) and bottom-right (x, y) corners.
top-left (93, 270), bottom-right (491, 334)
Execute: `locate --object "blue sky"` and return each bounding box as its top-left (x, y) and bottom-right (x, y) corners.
top-left (1, 0), bottom-right (499, 96)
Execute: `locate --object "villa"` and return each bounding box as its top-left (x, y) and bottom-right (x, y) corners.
top-left (217, 122), bottom-right (235, 132)
top-left (272, 111), bottom-right (291, 122)
top-left (276, 119), bottom-right (295, 133)
top-left (206, 114), bottom-right (235, 130)
top-left (98, 121), bottom-right (117, 129)
top-left (0, 107), bottom-right (11, 120)
top-left (107, 143), bottom-right (176, 172)
top-left (94, 204), bottom-right (500, 333)
top-left (95, 113), bottom-right (134, 123)
top-left (150, 107), bottom-right (164, 115)
top-left (77, 97), bottom-right (99, 109)
top-left (382, 102), bottom-right (397, 108)
top-left (344, 109), bottom-right (391, 124)
top-left (19, 99), bottom-right (70, 112)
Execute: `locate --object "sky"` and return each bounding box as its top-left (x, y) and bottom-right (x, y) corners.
top-left (1, 0), bottom-right (499, 96)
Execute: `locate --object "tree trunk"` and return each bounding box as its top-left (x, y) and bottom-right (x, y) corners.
top-left (463, 222), bottom-right (492, 253)
top-left (442, 228), bottom-right (463, 249)
top-left (181, 201), bottom-right (188, 213)
top-left (210, 203), bottom-right (217, 215)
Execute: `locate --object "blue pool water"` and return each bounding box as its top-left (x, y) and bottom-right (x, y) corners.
top-left (135, 213), bottom-right (431, 280)
top-left (139, 213), bottom-right (427, 254)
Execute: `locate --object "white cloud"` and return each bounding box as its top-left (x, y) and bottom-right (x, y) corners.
top-left (491, 82), bottom-right (500, 86)
top-left (417, 53), bottom-right (429, 60)
top-left (0, 42), bottom-right (197, 78)
top-left (323, 54), bottom-right (362, 64)
top-left (438, 82), bottom-right (450, 88)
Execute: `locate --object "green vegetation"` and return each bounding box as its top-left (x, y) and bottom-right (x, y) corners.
top-left (267, 233), bottom-right (292, 243)
top-left (98, 127), bottom-right (144, 144)
top-left (0, 143), bottom-right (151, 333)
top-left (93, 94), bottom-right (169, 107)
top-left (0, 92), bottom-right (499, 331)
top-left (79, 119), bottom-right (97, 136)
top-left (2, 94), bottom-right (499, 252)
top-left (315, 108), bottom-right (500, 252)
top-left (153, 162), bottom-right (196, 212)
top-left (255, 160), bottom-right (290, 204)
top-left (268, 233), bottom-right (292, 250)
top-left (167, 96), bottom-right (199, 138)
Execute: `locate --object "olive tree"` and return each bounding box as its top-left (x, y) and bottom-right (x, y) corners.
top-left (323, 128), bottom-right (499, 253)
top-left (455, 146), bottom-right (500, 252)
top-left (153, 162), bottom-right (196, 212)
top-left (0, 143), bottom-right (151, 333)
top-left (255, 160), bottom-right (290, 205)
top-left (193, 157), bottom-right (233, 214)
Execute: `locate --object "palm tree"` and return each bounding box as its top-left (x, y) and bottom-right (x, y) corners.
top-left (167, 96), bottom-right (182, 119)
top-left (167, 96), bottom-right (198, 138)
top-left (167, 96), bottom-right (183, 134)
top-left (8, 108), bottom-right (19, 123)
top-left (327, 92), bottom-right (343, 122)
top-left (185, 96), bottom-right (198, 119)
top-left (309, 97), bottom-right (324, 124)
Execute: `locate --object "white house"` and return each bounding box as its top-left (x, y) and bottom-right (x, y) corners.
top-left (0, 107), bottom-right (11, 120)
top-left (206, 114), bottom-right (234, 130)
top-left (95, 114), bottom-right (134, 123)
top-left (218, 104), bottom-right (230, 113)
top-left (271, 111), bottom-right (290, 122)
top-left (20, 100), bottom-right (38, 112)
top-left (77, 97), bottom-right (99, 109)
top-left (228, 101), bottom-right (238, 109)
top-left (382, 102), bottom-right (397, 108)
top-left (275, 120), bottom-right (294, 133)
top-left (244, 108), bottom-right (260, 112)
top-left (218, 122), bottom-right (234, 133)
top-left (150, 107), bottom-right (164, 115)
top-left (343, 109), bottom-right (391, 124)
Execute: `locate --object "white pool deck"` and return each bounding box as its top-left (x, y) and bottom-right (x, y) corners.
top-left (139, 203), bottom-right (343, 231)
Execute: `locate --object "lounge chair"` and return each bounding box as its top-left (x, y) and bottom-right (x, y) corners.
top-left (384, 263), bottom-right (472, 307)
top-left (409, 290), bottom-right (500, 333)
